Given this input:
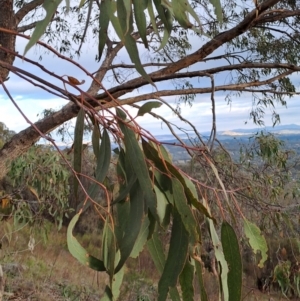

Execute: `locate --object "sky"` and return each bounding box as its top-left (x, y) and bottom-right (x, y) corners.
top-left (1, 30), bottom-right (300, 144)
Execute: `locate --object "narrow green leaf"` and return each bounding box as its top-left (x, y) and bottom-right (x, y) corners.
top-left (73, 108), bottom-right (85, 198)
top-left (67, 213), bottom-right (105, 271)
top-left (209, 0), bottom-right (223, 23)
top-left (98, 0), bottom-right (111, 60)
top-left (137, 101), bottom-right (162, 116)
top-left (154, 185), bottom-right (168, 226)
top-left (102, 218), bottom-right (116, 278)
top-left (87, 128), bottom-right (111, 201)
top-left (142, 140), bottom-right (211, 219)
top-left (115, 200), bottom-right (130, 247)
top-left (147, 0), bottom-right (158, 34)
top-left (157, 8), bottom-right (173, 50)
top-left (171, 0), bottom-right (193, 28)
top-left (172, 178), bottom-right (198, 244)
top-left (115, 181), bottom-right (145, 273)
top-left (147, 231), bottom-right (165, 273)
top-left (112, 173), bottom-right (137, 204)
top-left (147, 231), bottom-right (181, 301)
top-left (221, 222), bottom-right (242, 301)
top-left (184, 0), bottom-right (202, 28)
top-left (117, 109), bottom-right (157, 218)
top-left (179, 259), bottom-right (194, 301)
top-left (151, 142), bottom-right (173, 163)
top-left (91, 123), bottom-right (100, 158)
top-left (133, 0), bottom-right (148, 47)
top-left (94, 128), bottom-right (111, 183)
top-left (158, 209), bottom-right (189, 301)
top-left (153, 0), bottom-right (172, 32)
top-left (117, 0), bottom-right (132, 35)
top-left (24, 0), bottom-right (63, 55)
top-left (204, 199), bottom-right (228, 300)
top-left (124, 33), bottom-right (154, 83)
top-left (244, 219), bottom-right (268, 268)
top-left (130, 216), bottom-right (150, 258)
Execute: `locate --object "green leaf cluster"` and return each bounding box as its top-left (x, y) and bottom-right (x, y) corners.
top-left (67, 108), bottom-right (249, 301)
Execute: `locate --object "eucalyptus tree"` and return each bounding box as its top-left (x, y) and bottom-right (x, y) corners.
top-left (1, 0), bottom-right (300, 300)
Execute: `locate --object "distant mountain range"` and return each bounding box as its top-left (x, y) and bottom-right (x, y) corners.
top-left (222, 124), bottom-right (300, 136)
top-left (154, 124), bottom-right (300, 141)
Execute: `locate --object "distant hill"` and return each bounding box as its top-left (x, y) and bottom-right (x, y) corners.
top-left (224, 124), bottom-right (300, 135)
top-left (154, 124), bottom-right (300, 142)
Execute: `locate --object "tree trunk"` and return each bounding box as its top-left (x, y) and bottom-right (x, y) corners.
top-left (0, 0), bottom-right (16, 81)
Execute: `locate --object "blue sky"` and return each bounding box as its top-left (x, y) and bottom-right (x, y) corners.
top-left (1, 36), bottom-right (300, 143)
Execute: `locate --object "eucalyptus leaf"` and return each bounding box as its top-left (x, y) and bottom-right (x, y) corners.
top-left (137, 101), bottom-right (162, 116)
top-left (24, 0), bottom-right (63, 55)
top-left (244, 219), bottom-right (268, 268)
top-left (67, 213), bottom-right (105, 271)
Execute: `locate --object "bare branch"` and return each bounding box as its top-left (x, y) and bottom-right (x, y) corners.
top-left (17, 21), bottom-right (38, 33)
top-left (104, 62), bottom-right (172, 70)
top-left (108, 70), bottom-right (293, 108)
top-left (15, 0), bottom-right (44, 24)
top-left (256, 9), bottom-right (300, 24)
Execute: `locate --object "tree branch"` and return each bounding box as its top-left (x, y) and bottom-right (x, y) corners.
top-left (256, 9), bottom-right (300, 24)
top-left (15, 0), bottom-right (44, 24)
top-left (0, 0), bottom-right (285, 180)
top-left (103, 70), bottom-right (294, 108)
top-left (17, 21), bottom-right (38, 33)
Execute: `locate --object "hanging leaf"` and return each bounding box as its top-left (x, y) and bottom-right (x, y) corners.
top-left (73, 108), bottom-right (85, 198)
top-left (130, 216), bottom-right (150, 258)
top-left (147, 0), bottom-right (158, 35)
top-left (147, 231), bottom-right (181, 301)
top-left (112, 173), bottom-right (137, 204)
top-left (158, 209), bottom-right (189, 301)
top-left (115, 181), bottom-right (145, 273)
top-left (171, 178), bottom-right (198, 244)
top-left (98, 0), bottom-right (110, 60)
top-left (24, 0), bottom-right (62, 55)
top-left (154, 185), bottom-right (169, 226)
top-left (93, 128), bottom-right (111, 183)
top-left (117, 0), bottom-right (132, 35)
top-left (142, 140), bottom-right (211, 218)
top-left (114, 199), bottom-right (130, 247)
top-left (102, 218), bottom-right (116, 279)
top-left (179, 259), bottom-right (195, 301)
top-left (171, 0), bottom-right (193, 28)
top-left (221, 222), bottom-right (242, 301)
top-left (133, 0), bottom-right (148, 48)
top-left (209, 0), bottom-right (223, 23)
top-left (67, 213), bottom-right (105, 271)
top-left (91, 122), bottom-right (101, 158)
top-left (117, 109), bottom-right (157, 218)
top-left (87, 128), bottom-right (111, 202)
top-left (244, 219), bottom-right (268, 268)
top-left (204, 199), bottom-right (229, 300)
top-left (137, 101), bottom-right (162, 117)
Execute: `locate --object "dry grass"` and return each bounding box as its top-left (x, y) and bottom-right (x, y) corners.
top-left (0, 222), bottom-right (107, 300)
top-left (0, 220), bottom-right (293, 301)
